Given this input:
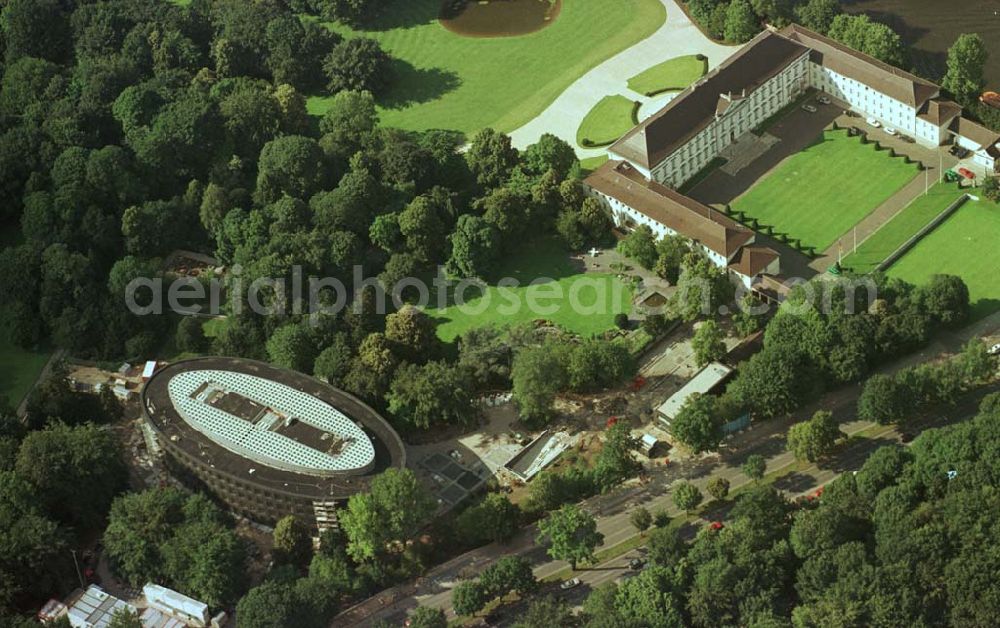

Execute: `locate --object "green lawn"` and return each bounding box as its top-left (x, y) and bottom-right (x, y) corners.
top-left (842, 182), bottom-right (968, 274)
top-left (732, 129), bottom-right (919, 251)
top-left (579, 154), bottom-right (609, 176)
top-left (0, 229), bottom-right (51, 405)
top-left (308, 0), bottom-right (666, 133)
top-left (425, 245), bottom-right (633, 342)
top-left (887, 198), bottom-right (1000, 320)
top-left (626, 54), bottom-right (707, 96)
top-left (576, 95), bottom-right (638, 147)
top-left (0, 307), bottom-right (51, 407)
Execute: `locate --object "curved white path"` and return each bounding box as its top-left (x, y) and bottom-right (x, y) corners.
top-left (509, 0), bottom-right (738, 157)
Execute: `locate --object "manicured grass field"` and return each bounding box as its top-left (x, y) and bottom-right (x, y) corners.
top-left (842, 182), bottom-right (968, 274)
top-left (887, 198), bottom-right (1000, 320)
top-left (425, 245), bottom-right (633, 342)
top-left (732, 130), bottom-right (919, 251)
top-left (576, 95), bottom-right (638, 147)
top-left (308, 0), bottom-right (666, 133)
top-left (626, 54), bottom-right (707, 96)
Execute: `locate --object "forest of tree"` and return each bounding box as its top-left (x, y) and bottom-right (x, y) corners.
top-left (559, 393), bottom-right (1000, 627)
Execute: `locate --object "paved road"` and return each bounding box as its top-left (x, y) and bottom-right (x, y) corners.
top-left (333, 312), bottom-right (1000, 626)
top-left (508, 0), bottom-right (737, 158)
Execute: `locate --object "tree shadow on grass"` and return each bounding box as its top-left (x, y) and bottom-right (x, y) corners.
top-left (379, 59), bottom-right (462, 110)
top-left (360, 0), bottom-right (443, 31)
top-left (971, 298), bottom-right (1000, 322)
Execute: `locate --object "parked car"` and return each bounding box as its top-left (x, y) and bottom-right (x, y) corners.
top-left (899, 134), bottom-right (915, 143)
top-left (958, 167), bottom-right (976, 180)
top-left (885, 127), bottom-right (897, 136)
top-left (628, 558), bottom-right (645, 570)
top-left (801, 104), bottom-right (817, 113)
top-left (817, 95), bottom-right (831, 105)
top-left (949, 144), bottom-right (971, 158)
top-left (988, 342), bottom-right (1000, 355)
top-left (560, 577), bottom-right (581, 590)
top-left (866, 117), bottom-right (881, 128)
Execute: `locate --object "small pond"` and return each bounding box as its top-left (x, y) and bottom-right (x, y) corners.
top-left (440, 0), bottom-right (562, 38)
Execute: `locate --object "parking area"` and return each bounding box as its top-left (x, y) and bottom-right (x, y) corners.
top-left (418, 451), bottom-right (492, 511)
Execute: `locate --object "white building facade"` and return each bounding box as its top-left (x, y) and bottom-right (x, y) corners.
top-left (651, 52), bottom-right (810, 187)
top-left (588, 22), bottom-right (998, 297)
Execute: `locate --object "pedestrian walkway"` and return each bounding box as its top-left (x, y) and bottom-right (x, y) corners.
top-left (508, 0), bottom-right (737, 157)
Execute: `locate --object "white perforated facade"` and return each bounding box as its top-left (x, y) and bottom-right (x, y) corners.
top-left (167, 369), bottom-right (375, 476)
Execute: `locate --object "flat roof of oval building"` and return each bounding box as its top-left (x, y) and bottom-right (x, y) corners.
top-left (142, 357), bottom-right (405, 501)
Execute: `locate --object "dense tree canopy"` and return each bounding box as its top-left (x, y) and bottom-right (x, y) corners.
top-left (339, 469), bottom-right (435, 564)
top-left (103, 488), bottom-right (245, 607)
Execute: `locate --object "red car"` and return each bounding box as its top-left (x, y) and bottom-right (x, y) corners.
top-left (958, 167), bottom-right (976, 180)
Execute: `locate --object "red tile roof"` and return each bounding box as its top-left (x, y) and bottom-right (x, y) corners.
top-left (585, 160), bottom-right (754, 260)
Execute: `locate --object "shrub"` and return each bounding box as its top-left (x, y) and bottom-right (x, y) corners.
top-left (614, 312), bottom-right (630, 329)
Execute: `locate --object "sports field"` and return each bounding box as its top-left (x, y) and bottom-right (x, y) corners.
top-left (842, 183), bottom-right (968, 274)
top-left (626, 54), bottom-right (707, 96)
top-left (425, 245), bottom-right (633, 342)
top-left (577, 95), bottom-right (638, 147)
top-left (887, 199), bottom-right (1000, 320)
top-left (309, 0), bottom-right (666, 133)
top-left (732, 129), bottom-right (919, 251)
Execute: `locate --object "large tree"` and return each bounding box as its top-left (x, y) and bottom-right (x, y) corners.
top-left (407, 606), bottom-right (447, 628)
top-left (387, 361), bottom-right (478, 430)
top-left (522, 133), bottom-right (578, 179)
top-left (670, 393), bottom-right (724, 454)
top-left (255, 135), bottom-right (327, 204)
top-left (672, 481), bottom-right (703, 515)
top-left (536, 504), bottom-right (604, 570)
top-left (691, 320), bottom-right (727, 367)
top-left (451, 580), bottom-right (487, 618)
top-left (724, 0), bottom-right (760, 44)
top-left (480, 555), bottom-right (537, 600)
top-left (511, 342), bottom-right (568, 425)
top-left (273, 515), bottom-right (313, 568)
top-left (671, 252), bottom-right (734, 322)
top-left (466, 128), bottom-right (519, 189)
top-left (323, 37), bottom-right (392, 95)
top-left (266, 323), bottom-right (318, 374)
top-left (943, 34), bottom-right (988, 103)
top-left (446, 214), bottom-right (501, 279)
top-left (16, 422), bottom-right (126, 530)
top-left (617, 225), bottom-right (658, 270)
top-left (339, 469), bottom-right (435, 563)
top-left (794, 0), bottom-right (841, 34)
top-left (455, 493), bottom-right (521, 545)
top-left (857, 373), bottom-right (911, 425)
top-left (786, 410), bottom-right (844, 462)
